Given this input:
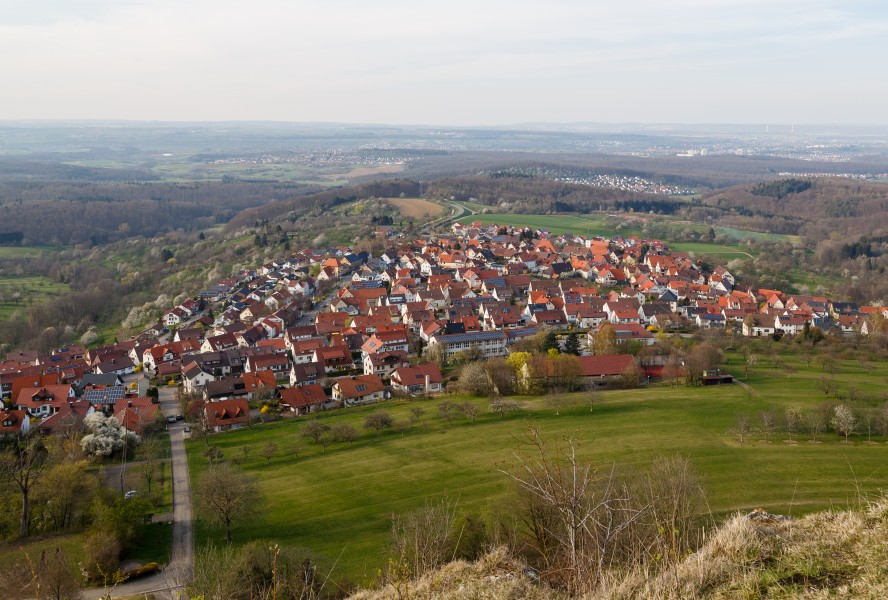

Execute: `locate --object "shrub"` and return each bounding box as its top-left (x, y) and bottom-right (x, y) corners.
top-left (83, 530), bottom-right (122, 583)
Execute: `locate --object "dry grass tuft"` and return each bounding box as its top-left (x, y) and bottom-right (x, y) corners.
top-left (349, 495), bottom-right (888, 600)
top-left (348, 547), bottom-right (563, 600)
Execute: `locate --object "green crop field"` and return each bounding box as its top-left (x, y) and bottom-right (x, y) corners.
top-left (669, 241), bottom-right (757, 260)
top-left (187, 349), bottom-right (888, 585)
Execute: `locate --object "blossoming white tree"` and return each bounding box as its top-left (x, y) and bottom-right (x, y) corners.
top-left (81, 412), bottom-right (140, 457)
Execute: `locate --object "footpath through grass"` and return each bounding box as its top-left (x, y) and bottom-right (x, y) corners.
top-left (187, 350), bottom-right (888, 585)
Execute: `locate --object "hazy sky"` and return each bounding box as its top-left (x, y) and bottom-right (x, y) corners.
top-left (2, 0), bottom-right (887, 125)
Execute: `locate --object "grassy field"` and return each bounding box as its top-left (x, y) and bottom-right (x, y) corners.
top-left (0, 275), bottom-right (70, 320)
top-left (0, 246), bottom-right (62, 259)
top-left (669, 241), bottom-right (757, 260)
top-left (455, 212), bottom-right (758, 260)
top-left (186, 349), bottom-right (888, 585)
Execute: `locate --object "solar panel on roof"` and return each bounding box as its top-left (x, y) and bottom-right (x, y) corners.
top-left (83, 386), bottom-right (127, 405)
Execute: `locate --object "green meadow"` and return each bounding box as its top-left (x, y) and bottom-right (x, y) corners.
top-left (0, 275), bottom-right (70, 320)
top-left (187, 348), bottom-right (888, 584)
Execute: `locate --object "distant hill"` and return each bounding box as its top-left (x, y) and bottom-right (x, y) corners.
top-left (702, 177), bottom-right (888, 241)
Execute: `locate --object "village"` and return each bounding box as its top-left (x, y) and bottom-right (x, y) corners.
top-left (0, 219), bottom-right (883, 439)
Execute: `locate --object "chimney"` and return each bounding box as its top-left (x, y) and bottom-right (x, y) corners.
top-left (425, 374), bottom-right (431, 390)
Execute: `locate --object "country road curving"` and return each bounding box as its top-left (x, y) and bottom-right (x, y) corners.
top-left (83, 386), bottom-right (193, 600)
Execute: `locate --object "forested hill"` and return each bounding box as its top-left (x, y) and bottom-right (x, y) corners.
top-left (423, 175), bottom-right (684, 215)
top-left (703, 177), bottom-right (888, 242)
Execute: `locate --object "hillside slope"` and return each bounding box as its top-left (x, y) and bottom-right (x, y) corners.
top-left (351, 496), bottom-right (888, 600)
top-left (703, 177), bottom-right (888, 241)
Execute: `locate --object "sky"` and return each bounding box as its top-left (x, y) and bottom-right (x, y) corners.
top-left (2, 0), bottom-right (887, 125)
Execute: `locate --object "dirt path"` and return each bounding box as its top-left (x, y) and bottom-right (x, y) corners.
top-left (735, 379), bottom-right (761, 397)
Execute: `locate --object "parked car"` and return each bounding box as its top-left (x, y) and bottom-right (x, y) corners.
top-left (166, 415), bottom-right (177, 423)
top-left (124, 490), bottom-right (140, 500)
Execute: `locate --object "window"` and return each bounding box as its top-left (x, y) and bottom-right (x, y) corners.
top-left (356, 384), bottom-right (366, 392)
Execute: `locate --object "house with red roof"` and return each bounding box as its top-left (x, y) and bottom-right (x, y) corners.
top-left (331, 374), bottom-right (385, 406)
top-left (390, 363), bottom-right (443, 395)
top-left (278, 385), bottom-right (329, 415)
top-left (204, 398), bottom-right (250, 432)
top-left (0, 409), bottom-right (30, 436)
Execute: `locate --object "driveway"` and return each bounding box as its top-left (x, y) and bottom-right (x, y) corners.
top-left (83, 387), bottom-right (193, 599)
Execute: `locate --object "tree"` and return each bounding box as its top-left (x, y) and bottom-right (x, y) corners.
top-left (364, 411), bottom-right (394, 435)
top-left (80, 413), bottom-right (139, 458)
top-left (621, 363), bottom-right (641, 388)
top-left (301, 420), bottom-right (330, 444)
top-left (37, 547), bottom-right (83, 600)
top-left (437, 401), bottom-right (462, 424)
top-left (744, 353), bottom-right (758, 379)
top-left (590, 323), bottom-right (616, 356)
top-left (197, 463), bottom-right (262, 543)
top-left (541, 330), bottom-right (560, 354)
top-left (0, 435), bottom-right (48, 538)
top-left (784, 405), bottom-right (802, 442)
top-left (805, 410), bottom-right (825, 442)
top-left (258, 441), bottom-right (278, 463)
top-left (457, 361), bottom-right (492, 396)
top-left (485, 357), bottom-right (517, 396)
top-left (832, 404), bottom-right (856, 443)
top-left (815, 375), bottom-right (834, 397)
top-left (32, 460), bottom-right (98, 533)
top-left (858, 405), bottom-right (877, 443)
top-left (460, 402), bottom-right (479, 422)
top-left (547, 391), bottom-right (567, 416)
top-left (552, 353), bottom-right (582, 392)
top-left (489, 398), bottom-right (519, 419)
top-left (758, 410), bottom-right (777, 443)
top-left (332, 423), bottom-right (359, 446)
top-left (684, 342), bottom-right (723, 386)
top-left (409, 406), bottom-right (425, 425)
top-left (564, 332), bottom-right (581, 356)
top-left (733, 414), bottom-right (750, 443)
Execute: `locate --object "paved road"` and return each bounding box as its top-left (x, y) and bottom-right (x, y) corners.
top-left (83, 387), bottom-right (193, 600)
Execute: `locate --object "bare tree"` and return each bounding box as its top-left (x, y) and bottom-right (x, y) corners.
top-left (859, 405), bottom-right (877, 443)
top-left (332, 423), bottom-right (359, 446)
top-left (758, 410), bottom-right (777, 443)
top-left (301, 420), bottom-right (330, 444)
top-left (461, 402), bottom-right (479, 422)
top-left (732, 414), bottom-right (751, 443)
top-left (499, 427), bottom-right (649, 595)
top-left (489, 398), bottom-right (519, 419)
top-left (364, 411), bottom-right (394, 435)
top-left (547, 391), bottom-right (567, 416)
top-left (0, 434), bottom-right (48, 538)
top-left (815, 375), bottom-right (834, 397)
top-left (196, 462), bottom-right (262, 543)
top-left (437, 401), bottom-right (461, 424)
top-left (409, 406), bottom-right (425, 425)
top-left (805, 410), bottom-right (825, 443)
top-left (258, 441), bottom-right (278, 463)
top-left (388, 497), bottom-right (459, 581)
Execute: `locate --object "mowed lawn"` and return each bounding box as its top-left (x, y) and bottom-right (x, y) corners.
top-left (187, 350), bottom-right (888, 584)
